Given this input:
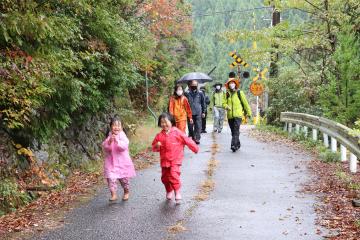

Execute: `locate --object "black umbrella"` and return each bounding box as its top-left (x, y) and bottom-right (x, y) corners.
top-left (177, 72), bottom-right (213, 84)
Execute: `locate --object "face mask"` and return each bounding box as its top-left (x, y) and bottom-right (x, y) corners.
top-left (176, 90), bottom-right (183, 96)
top-left (190, 86), bottom-right (197, 91)
top-left (229, 83), bottom-right (236, 89)
top-left (216, 86), bottom-right (221, 90)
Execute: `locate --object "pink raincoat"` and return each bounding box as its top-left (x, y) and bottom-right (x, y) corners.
top-left (102, 131), bottom-right (136, 179)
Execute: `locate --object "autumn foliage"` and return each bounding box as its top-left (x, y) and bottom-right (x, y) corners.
top-left (140, 0), bottom-right (192, 38)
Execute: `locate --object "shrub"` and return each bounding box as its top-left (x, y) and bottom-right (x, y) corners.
top-left (0, 178), bottom-right (31, 215)
top-left (319, 149), bottom-right (340, 163)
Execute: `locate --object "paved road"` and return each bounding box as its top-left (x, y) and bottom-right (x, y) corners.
top-left (34, 125), bottom-right (321, 240)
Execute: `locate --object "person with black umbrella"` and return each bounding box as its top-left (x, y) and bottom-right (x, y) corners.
top-left (184, 80), bottom-right (206, 144)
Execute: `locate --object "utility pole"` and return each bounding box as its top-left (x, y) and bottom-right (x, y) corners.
top-left (269, 3), bottom-right (280, 78)
top-left (252, 12), bottom-right (260, 124)
top-left (265, 2), bottom-right (280, 111)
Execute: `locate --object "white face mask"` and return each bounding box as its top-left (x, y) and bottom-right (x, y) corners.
top-left (176, 90), bottom-right (183, 96)
top-left (229, 83), bottom-right (236, 89)
top-left (216, 86), bottom-right (221, 90)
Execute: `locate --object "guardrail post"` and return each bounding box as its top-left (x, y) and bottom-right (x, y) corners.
top-left (323, 133), bottom-right (329, 148)
top-left (295, 124), bottom-right (300, 134)
top-left (303, 126), bottom-right (308, 137)
top-left (283, 122), bottom-right (287, 131)
top-left (288, 123), bottom-right (293, 133)
top-left (331, 137), bottom-right (337, 152)
top-left (312, 129), bottom-right (318, 141)
top-left (340, 145), bottom-right (347, 162)
top-left (350, 153), bottom-right (358, 173)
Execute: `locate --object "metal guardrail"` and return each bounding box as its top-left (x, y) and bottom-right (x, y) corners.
top-left (280, 112), bottom-right (360, 172)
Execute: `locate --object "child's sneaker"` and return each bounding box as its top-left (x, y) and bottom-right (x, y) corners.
top-left (166, 191), bottom-right (174, 200)
top-left (175, 191), bottom-right (182, 204)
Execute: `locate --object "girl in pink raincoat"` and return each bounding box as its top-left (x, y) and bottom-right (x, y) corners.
top-left (102, 116), bottom-right (136, 201)
top-left (152, 113), bottom-right (199, 204)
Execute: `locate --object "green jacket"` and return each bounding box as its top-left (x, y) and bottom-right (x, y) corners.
top-left (211, 91), bottom-right (225, 108)
top-left (223, 90), bottom-right (252, 119)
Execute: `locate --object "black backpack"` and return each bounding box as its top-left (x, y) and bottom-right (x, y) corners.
top-left (226, 90), bottom-right (249, 116)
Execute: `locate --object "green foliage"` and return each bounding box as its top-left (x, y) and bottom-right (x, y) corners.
top-left (266, 64), bottom-right (322, 123)
top-left (317, 145), bottom-right (340, 163)
top-left (0, 0), bottom-right (148, 142)
top-left (257, 123), bottom-right (342, 162)
top-left (336, 170), bottom-right (352, 183)
top-left (289, 132), bottom-right (307, 142)
top-left (355, 219), bottom-right (360, 228)
top-left (129, 142), bottom-right (149, 157)
top-left (300, 138), bottom-right (318, 150)
top-left (189, 0), bottom-right (268, 82)
top-left (350, 119), bottom-right (360, 144)
top-left (0, 0), bottom-right (199, 146)
top-left (0, 178), bottom-right (31, 215)
top-left (256, 124), bottom-right (287, 136)
top-left (335, 170), bottom-right (360, 191)
top-left (80, 160), bottom-right (102, 174)
top-left (319, 26), bottom-right (360, 125)
top-left (201, 0), bottom-right (360, 127)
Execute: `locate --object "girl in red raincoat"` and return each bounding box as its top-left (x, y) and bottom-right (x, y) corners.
top-left (152, 112), bottom-right (199, 204)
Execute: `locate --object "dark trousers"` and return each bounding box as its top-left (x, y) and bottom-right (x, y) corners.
top-left (228, 117), bottom-right (242, 148)
top-left (188, 115), bottom-right (202, 142)
top-left (201, 112), bottom-right (207, 132)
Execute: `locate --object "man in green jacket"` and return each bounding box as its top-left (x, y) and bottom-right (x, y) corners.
top-left (223, 73), bottom-right (252, 152)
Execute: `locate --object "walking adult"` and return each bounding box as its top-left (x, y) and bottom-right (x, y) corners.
top-left (223, 72), bottom-right (252, 152)
top-left (211, 83), bottom-right (225, 133)
top-left (168, 84), bottom-right (193, 133)
top-left (185, 80), bottom-right (206, 144)
top-left (200, 86), bottom-right (210, 133)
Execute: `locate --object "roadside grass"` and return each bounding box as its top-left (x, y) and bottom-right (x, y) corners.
top-left (129, 117), bottom-right (158, 157)
top-left (335, 169), bottom-right (360, 191)
top-left (256, 124), bottom-right (341, 163)
top-left (356, 219), bottom-right (360, 228)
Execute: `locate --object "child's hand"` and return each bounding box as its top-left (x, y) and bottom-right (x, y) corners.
top-left (156, 141), bottom-right (162, 148)
top-left (109, 134), bottom-right (116, 144)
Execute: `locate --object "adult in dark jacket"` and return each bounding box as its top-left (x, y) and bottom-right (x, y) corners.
top-left (200, 86), bottom-right (210, 133)
top-left (185, 80), bottom-right (206, 144)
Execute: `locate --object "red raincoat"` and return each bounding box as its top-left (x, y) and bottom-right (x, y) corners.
top-left (152, 127), bottom-right (199, 167)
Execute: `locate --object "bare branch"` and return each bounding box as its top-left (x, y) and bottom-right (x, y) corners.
top-left (289, 55), bottom-right (307, 76)
top-left (304, 0), bottom-right (323, 11)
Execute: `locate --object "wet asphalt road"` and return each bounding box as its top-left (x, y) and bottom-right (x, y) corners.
top-left (34, 125), bottom-right (321, 240)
